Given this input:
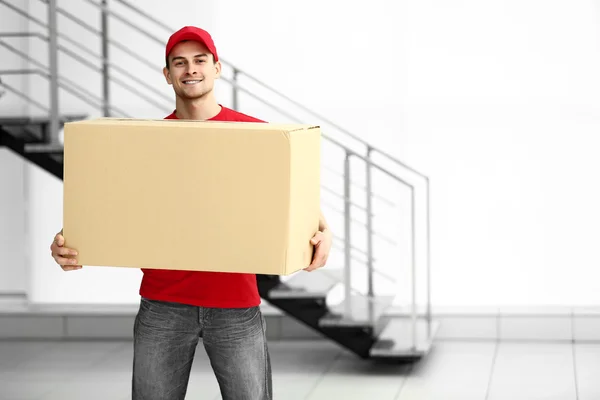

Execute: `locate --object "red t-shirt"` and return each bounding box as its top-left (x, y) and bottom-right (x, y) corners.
top-left (138, 105), bottom-right (265, 308)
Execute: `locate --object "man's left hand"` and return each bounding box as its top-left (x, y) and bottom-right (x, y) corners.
top-left (305, 229), bottom-right (332, 272)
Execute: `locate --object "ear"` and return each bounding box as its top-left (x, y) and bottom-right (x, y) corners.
top-left (163, 66), bottom-right (173, 85)
top-left (214, 60), bottom-right (222, 80)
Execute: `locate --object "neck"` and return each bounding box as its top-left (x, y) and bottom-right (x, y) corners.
top-left (174, 93), bottom-right (221, 120)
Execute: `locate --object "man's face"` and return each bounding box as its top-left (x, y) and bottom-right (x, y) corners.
top-left (163, 40), bottom-right (221, 100)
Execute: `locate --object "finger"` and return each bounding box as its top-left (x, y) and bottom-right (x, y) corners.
top-left (304, 259), bottom-right (318, 272)
top-left (305, 252), bottom-right (320, 270)
top-left (55, 247), bottom-right (78, 257)
top-left (313, 254), bottom-right (328, 270)
top-left (62, 265), bottom-right (82, 271)
top-left (53, 255), bottom-right (79, 266)
top-left (304, 252), bottom-right (324, 272)
top-left (310, 232), bottom-right (324, 245)
top-left (304, 262), bottom-right (323, 272)
top-left (55, 234), bottom-right (65, 247)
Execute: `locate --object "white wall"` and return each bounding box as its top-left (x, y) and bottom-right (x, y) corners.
top-left (396, 0), bottom-right (600, 307)
top-left (0, 0), bottom-right (30, 296)
top-left (3, 0), bottom-right (600, 308)
top-left (0, 150), bottom-right (27, 294)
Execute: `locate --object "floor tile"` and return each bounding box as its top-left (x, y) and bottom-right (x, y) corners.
top-left (396, 342), bottom-right (496, 400)
top-left (306, 350), bottom-right (410, 400)
top-left (269, 341), bottom-right (341, 400)
top-left (0, 381), bottom-right (57, 400)
top-left (487, 343), bottom-right (577, 400)
top-left (0, 341), bottom-right (53, 372)
top-left (42, 380), bottom-right (131, 400)
top-left (574, 344), bottom-right (600, 400)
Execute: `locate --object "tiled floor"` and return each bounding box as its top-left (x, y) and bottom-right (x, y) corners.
top-left (0, 339), bottom-right (598, 399)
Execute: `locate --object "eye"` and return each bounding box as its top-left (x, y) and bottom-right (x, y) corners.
top-left (196, 59), bottom-right (205, 64)
top-left (174, 61), bottom-right (184, 67)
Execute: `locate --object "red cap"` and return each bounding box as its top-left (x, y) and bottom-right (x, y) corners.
top-left (165, 26), bottom-right (219, 63)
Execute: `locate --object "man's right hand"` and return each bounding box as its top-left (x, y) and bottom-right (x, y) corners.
top-left (50, 231), bottom-right (81, 271)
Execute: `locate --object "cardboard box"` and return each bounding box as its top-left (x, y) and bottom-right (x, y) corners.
top-left (62, 118), bottom-right (321, 275)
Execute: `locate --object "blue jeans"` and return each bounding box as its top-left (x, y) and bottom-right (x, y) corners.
top-left (132, 297), bottom-right (272, 400)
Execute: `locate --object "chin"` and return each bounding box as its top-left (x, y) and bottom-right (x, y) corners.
top-left (178, 87), bottom-right (212, 100)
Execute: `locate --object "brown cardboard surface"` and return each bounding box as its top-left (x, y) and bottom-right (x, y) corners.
top-left (62, 118), bottom-right (321, 275)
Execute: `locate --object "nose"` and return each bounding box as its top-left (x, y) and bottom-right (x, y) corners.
top-left (185, 64), bottom-right (199, 75)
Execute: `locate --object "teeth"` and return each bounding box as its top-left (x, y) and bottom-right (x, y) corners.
top-left (184, 80), bottom-right (201, 84)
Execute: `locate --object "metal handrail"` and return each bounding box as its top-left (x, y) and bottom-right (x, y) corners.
top-left (1, 1), bottom-right (172, 112)
top-left (321, 201), bottom-right (399, 246)
top-left (343, 149), bottom-right (421, 348)
top-left (0, 0), bottom-right (154, 77)
top-left (1, 68), bottom-right (106, 114)
top-left (0, 32), bottom-right (169, 110)
top-left (322, 164), bottom-right (396, 209)
top-left (0, 42), bottom-right (131, 117)
top-left (82, 0), bottom-right (165, 47)
top-left (112, 0), bottom-right (172, 32)
top-left (330, 241), bottom-right (378, 267)
top-left (44, 2), bottom-right (173, 104)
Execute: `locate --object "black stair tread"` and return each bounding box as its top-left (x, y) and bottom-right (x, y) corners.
top-left (0, 126), bottom-right (41, 143)
top-left (0, 114), bottom-right (87, 126)
top-left (369, 318), bottom-right (439, 358)
top-left (269, 268), bottom-right (343, 299)
top-left (1, 126), bottom-right (64, 180)
top-left (319, 294), bottom-right (395, 327)
top-left (48, 153), bottom-right (64, 163)
top-left (25, 143), bottom-right (64, 153)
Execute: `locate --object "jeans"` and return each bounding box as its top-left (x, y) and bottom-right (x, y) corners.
top-left (132, 297), bottom-right (272, 400)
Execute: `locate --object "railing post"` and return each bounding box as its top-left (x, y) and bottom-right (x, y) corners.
top-left (232, 67), bottom-right (239, 111)
top-left (101, 0), bottom-right (110, 117)
top-left (344, 151), bottom-right (353, 320)
top-left (426, 179), bottom-right (432, 338)
top-left (47, 0), bottom-right (59, 144)
top-left (366, 146), bottom-right (375, 323)
top-left (411, 187), bottom-right (417, 350)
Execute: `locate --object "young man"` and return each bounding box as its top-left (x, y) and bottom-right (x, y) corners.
top-left (50, 26), bottom-right (332, 400)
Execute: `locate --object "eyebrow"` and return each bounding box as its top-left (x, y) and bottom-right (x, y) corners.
top-left (171, 54), bottom-right (209, 62)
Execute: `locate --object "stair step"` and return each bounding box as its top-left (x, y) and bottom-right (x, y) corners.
top-left (268, 268), bottom-right (343, 299)
top-left (25, 143), bottom-right (63, 153)
top-left (369, 317), bottom-right (439, 358)
top-left (319, 294), bottom-right (395, 327)
top-left (0, 115), bottom-right (86, 126)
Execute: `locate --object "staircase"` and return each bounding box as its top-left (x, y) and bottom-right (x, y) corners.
top-left (0, 0), bottom-right (437, 361)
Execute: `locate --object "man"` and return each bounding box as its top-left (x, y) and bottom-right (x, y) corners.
top-left (50, 26), bottom-right (333, 400)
